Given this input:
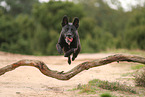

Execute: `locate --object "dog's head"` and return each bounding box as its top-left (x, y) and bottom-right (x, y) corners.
top-left (61, 15), bottom-right (79, 45)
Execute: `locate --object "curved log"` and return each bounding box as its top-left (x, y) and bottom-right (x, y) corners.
top-left (0, 54), bottom-right (145, 80)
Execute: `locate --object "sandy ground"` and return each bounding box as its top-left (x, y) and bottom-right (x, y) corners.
top-left (0, 52), bottom-right (141, 97)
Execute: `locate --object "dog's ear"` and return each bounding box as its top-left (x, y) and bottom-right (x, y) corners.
top-left (73, 17), bottom-right (79, 29)
top-left (62, 15), bottom-right (68, 27)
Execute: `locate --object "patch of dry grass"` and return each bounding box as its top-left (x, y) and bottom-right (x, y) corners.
top-left (89, 79), bottom-right (137, 94)
top-left (134, 67), bottom-right (145, 87)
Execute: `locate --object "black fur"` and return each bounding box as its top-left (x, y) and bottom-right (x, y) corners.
top-left (56, 15), bottom-right (81, 64)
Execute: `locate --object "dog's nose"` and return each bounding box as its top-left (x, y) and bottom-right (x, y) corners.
top-left (66, 33), bottom-right (72, 38)
top-left (67, 35), bottom-right (71, 37)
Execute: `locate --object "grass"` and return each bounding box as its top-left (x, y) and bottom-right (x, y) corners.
top-left (100, 93), bottom-right (116, 97)
top-left (68, 84), bottom-right (97, 94)
top-left (121, 72), bottom-right (134, 77)
top-left (72, 79), bottom-right (138, 95)
top-left (131, 64), bottom-right (145, 70)
top-left (78, 84), bottom-right (97, 94)
top-left (89, 79), bottom-right (137, 94)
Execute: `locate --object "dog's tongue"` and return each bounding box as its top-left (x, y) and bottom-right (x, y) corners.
top-left (67, 37), bottom-right (73, 42)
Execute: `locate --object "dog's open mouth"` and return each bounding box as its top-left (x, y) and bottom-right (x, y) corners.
top-left (65, 37), bottom-right (73, 45)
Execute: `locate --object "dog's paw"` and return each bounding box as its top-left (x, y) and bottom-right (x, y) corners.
top-left (68, 60), bottom-right (71, 65)
top-left (68, 57), bottom-right (71, 65)
top-left (72, 57), bottom-right (75, 61)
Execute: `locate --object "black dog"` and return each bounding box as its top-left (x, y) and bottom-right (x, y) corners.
top-left (56, 15), bottom-right (81, 64)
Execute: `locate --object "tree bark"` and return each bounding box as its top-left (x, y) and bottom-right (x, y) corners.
top-left (0, 54), bottom-right (145, 80)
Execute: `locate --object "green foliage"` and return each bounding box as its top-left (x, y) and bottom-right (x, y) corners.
top-left (124, 7), bottom-right (145, 50)
top-left (0, 0), bottom-right (145, 55)
top-left (0, 1), bottom-right (84, 55)
top-left (0, 0), bottom-right (39, 15)
top-left (32, 1), bottom-right (84, 30)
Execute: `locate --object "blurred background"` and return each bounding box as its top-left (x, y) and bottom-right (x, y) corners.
top-left (0, 0), bottom-right (145, 55)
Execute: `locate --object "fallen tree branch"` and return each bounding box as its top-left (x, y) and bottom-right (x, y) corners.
top-left (0, 54), bottom-right (145, 80)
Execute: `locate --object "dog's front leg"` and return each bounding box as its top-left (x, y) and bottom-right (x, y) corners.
top-left (56, 43), bottom-right (63, 54)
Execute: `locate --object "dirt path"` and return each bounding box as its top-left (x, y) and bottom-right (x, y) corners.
top-left (0, 52), bottom-right (138, 97)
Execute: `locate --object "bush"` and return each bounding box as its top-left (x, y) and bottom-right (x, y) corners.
top-left (134, 67), bottom-right (145, 87)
